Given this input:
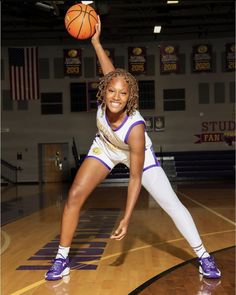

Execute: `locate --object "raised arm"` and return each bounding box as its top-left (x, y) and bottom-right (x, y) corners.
top-left (91, 16), bottom-right (115, 75)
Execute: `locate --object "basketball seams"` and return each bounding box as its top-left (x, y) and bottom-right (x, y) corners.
top-left (65, 3), bottom-right (98, 39)
top-left (77, 4), bottom-right (88, 39)
top-left (65, 11), bottom-right (83, 30)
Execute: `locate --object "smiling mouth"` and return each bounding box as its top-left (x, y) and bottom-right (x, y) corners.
top-left (110, 101), bottom-right (121, 107)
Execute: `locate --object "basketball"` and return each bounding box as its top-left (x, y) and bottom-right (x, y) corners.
top-left (64, 3), bottom-right (98, 40)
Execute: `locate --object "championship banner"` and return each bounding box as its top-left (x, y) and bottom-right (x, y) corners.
top-left (225, 43), bottom-right (235, 72)
top-left (96, 48), bottom-right (114, 76)
top-left (192, 44), bottom-right (213, 73)
top-left (160, 45), bottom-right (179, 74)
top-left (64, 49), bottom-right (82, 76)
top-left (128, 47), bottom-right (146, 75)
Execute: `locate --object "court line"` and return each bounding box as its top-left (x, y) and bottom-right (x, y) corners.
top-left (9, 228), bottom-right (235, 295)
top-left (1, 230), bottom-right (11, 255)
top-left (177, 191), bottom-right (236, 226)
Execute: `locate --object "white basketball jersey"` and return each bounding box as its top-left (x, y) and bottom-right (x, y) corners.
top-left (96, 105), bottom-right (152, 151)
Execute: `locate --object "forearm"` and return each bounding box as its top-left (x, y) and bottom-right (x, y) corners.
top-left (123, 177), bottom-right (142, 222)
top-left (91, 41), bottom-right (115, 75)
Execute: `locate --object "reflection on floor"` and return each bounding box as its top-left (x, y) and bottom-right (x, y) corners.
top-left (129, 246), bottom-right (235, 295)
top-left (1, 181), bottom-right (235, 295)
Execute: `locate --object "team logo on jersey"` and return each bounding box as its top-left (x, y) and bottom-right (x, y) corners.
top-left (92, 147), bottom-right (102, 155)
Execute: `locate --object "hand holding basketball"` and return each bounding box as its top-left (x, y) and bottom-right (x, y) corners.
top-left (91, 15), bottom-right (101, 45)
top-left (64, 3), bottom-right (98, 40)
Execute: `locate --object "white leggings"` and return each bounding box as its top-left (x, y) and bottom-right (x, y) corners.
top-left (142, 167), bottom-right (202, 248)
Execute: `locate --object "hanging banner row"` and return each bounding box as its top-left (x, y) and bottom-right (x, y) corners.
top-left (64, 43), bottom-right (235, 76)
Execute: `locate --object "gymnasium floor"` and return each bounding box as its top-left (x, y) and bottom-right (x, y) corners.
top-left (1, 180), bottom-right (235, 295)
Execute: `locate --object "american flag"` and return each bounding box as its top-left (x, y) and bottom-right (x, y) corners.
top-left (8, 47), bottom-right (39, 100)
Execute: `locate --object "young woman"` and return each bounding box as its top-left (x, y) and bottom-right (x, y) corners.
top-left (45, 17), bottom-right (221, 281)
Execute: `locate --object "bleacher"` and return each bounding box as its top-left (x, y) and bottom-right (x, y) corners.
top-left (71, 149), bottom-right (235, 182)
top-left (165, 150), bottom-right (235, 180)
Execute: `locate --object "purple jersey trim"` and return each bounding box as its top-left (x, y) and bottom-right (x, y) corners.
top-left (151, 147), bottom-right (160, 166)
top-left (124, 121), bottom-right (145, 144)
top-left (105, 113), bottom-right (129, 131)
top-left (143, 164), bottom-right (160, 172)
top-left (86, 156), bottom-right (111, 170)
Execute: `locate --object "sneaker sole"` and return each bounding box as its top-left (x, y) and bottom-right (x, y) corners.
top-left (45, 267), bottom-right (70, 281)
top-left (199, 265), bottom-right (221, 279)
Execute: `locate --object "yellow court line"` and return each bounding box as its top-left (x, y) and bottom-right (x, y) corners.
top-left (10, 228), bottom-right (235, 295)
top-left (177, 191), bottom-right (236, 227)
top-left (1, 230), bottom-right (11, 255)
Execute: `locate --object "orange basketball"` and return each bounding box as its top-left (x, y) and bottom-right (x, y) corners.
top-left (64, 3), bottom-right (98, 40)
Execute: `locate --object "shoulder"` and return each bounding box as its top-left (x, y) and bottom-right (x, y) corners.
top-left (128, 110), bottom-right (146, 125)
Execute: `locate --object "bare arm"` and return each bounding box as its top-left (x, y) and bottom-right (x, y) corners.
top-left (91, 16), bottom-right (115, 75)
top-left (111, 124), bottom-right (145, 240)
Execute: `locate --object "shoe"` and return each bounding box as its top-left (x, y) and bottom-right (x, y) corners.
top-left (199, 255), bottom-right (221, 279)
top-left (45, 257), bottom-right (70, 281)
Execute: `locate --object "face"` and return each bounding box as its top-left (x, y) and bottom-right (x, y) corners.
top-left (105, 76), bottom-right (130, 115)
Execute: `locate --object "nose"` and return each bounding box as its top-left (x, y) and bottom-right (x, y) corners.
top-left (113, 91), bottom-right (119, 101)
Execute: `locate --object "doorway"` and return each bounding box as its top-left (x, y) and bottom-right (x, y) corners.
top-left (38, 143), bottom-right (69, 183)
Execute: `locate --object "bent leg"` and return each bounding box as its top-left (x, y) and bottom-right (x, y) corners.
top-left (60, 157), bottom-right (110, 246)
top-left (142, 167), bottom-right (202, 248)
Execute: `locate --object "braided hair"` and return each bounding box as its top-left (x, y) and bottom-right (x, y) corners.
top-left (96, 68), bottom-right (139, 116)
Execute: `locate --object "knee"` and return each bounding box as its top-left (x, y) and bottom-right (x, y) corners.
top-left (66, 185), bottom-right (85, 210)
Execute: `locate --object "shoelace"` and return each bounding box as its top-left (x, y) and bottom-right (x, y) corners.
top-left (49, 259), bottom-right (64, 272)
top-left (202, 257), bottom-right (217, 270)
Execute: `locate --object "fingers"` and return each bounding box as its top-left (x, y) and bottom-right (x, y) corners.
top-left (110, 227), bottom-right (126, 240)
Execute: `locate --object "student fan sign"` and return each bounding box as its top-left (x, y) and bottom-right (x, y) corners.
top-left (128, 47), bottom-right (147, 75)
top-left (64, 49), bottom-right (82, 76)
top-left (192, 44), bottom-right (213, 73)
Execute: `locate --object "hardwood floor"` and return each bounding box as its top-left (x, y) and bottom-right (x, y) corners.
top-left (1, 181), bottom-right (235, 295)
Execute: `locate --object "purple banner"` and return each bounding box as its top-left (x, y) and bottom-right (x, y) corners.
top-left (160, 45), bottom-right (179, 74)
top-left (64, 48), bottom-right (82, 76)
top-left (225, 43), bottom-right (235, 72)
top-left (128, 47), bottom-right (147, 75)
top-left (192, 44), bottom-right (213, 72)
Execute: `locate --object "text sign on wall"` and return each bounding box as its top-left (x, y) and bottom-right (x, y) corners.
top-left (64, 49), bottom-right (82, 76)
top-left (225, 43), bottom-right (235, 72)
top-left (128, 47), bottom-right (147, 75)
top-left (160, 45), bottom-right (179, 74)
top-left (192, 44), bottom-right (213, 73)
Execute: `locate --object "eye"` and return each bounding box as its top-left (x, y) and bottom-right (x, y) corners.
top-left (121, 92), bottom-right (127, 95)
top-left (108, 89), bottom-right (114, 93)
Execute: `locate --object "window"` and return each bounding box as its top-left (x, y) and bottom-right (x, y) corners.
top-left (214, 83), bottom-right (225, 103)
top-left (198, 83), bottom-right (210, 104)
top-left (138, 80), bottom-right (155, 109)
top-left (88, 82), bottom-right (99, 110)
top-left (41, 92), bottom-right (63, 114)
top-left (163, 88), bottom-right (185, 111)
top-left (70, 83), bottom-right (87, 112)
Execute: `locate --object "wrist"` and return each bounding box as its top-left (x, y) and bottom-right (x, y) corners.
top-left (122, 216), bottom-right (130, 224)
top-left (91, 39), bottom-right (101, 47)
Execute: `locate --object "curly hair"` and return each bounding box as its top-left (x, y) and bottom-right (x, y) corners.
top-left (96, 68), bottom-right (139, 116)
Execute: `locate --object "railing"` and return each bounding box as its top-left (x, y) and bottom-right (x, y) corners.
top-left (72, 137), bottom-right (80, 167)
top-left (1, 159), bottom-right (20, 184)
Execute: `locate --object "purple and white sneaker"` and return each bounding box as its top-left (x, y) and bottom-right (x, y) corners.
top-left (45, 257), bottom-right (70, 281)
top-left (199, 255), bottom-right (221, 279)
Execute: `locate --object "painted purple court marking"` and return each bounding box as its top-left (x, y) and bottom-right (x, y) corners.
top-left (16, 208), bottom-right (120, 271)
